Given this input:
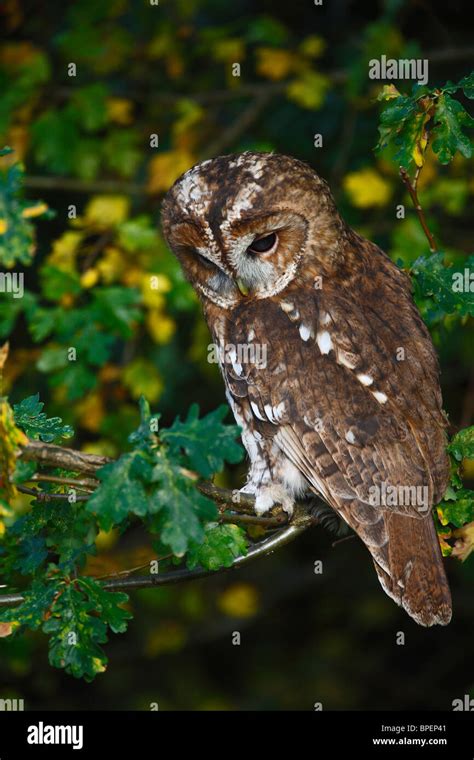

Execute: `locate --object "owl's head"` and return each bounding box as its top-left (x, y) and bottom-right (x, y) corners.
top-left (161, 152), bottom-right (344, 308)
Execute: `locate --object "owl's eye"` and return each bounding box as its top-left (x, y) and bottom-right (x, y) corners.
top-left (247, 232), bottom-right (278, 255)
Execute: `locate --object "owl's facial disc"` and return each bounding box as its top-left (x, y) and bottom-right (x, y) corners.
top-left (221, 210), bottom-right (308, 299)
top-left (160, 152), bottom-right (335, 306)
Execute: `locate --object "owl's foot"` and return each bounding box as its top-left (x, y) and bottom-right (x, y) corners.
top-left (240, 483), bottom-right (295, 518)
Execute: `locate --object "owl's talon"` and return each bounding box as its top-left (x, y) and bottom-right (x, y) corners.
top-left (252, 484), bottom-right (295, 519)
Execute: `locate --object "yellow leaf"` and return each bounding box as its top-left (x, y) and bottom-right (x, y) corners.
top-left (80, 268), bottom-right (100, 289)
top-left (48, 231), bottom-right (82, 271)
top-left (95, 528), bottom-right (119, 551)
top-left (146, 622), bottom-right (186, 657)
top-left (452, 521), bottom-right (474, 562)
top-left (76, 392), bottom-right (105, 433)
top-left (0, 219), bottom-right (8, 235)
top-left (286, 70), bottom-right (329, 110)
top-left (6, 125), bottom-right (29, 160)
top-left (166, 53), bottom-right (184, 79)
top-left (256, 47), bottom-right (294, 81)
top-left (299, 35), bottom-right (326, 58)
top-left (92, 657), bottom-right (106, 674)
top-left (0, 341), bottom-right (9, 372)
top-left (96, 246), bottom-right (125, 284)
top-left (22, 202), bottom-right (48, 219)
top-left (106, 97), bottom-right (134, 125)
top-left (218, 583), bottom-right (259, 618)
top-left (0, 399), bottom-right (28, 500)
top-left (122, 267), bottom-right (143, 287)
top-left (123, 359), bottom-right (163, 403)
top-left (84, 195), bottom-right (130, 228)
top-left (148, 151), bottom-right (195, 194)
top-left (148, 273), bottom-right (172, 294)
top-left (146, 309), bottom-right (176, 344)
top-left (172, 100), bottom-right (205, 151)
top-left (343, 168), bottom-right (392, 208)
top-left (141, 274), bottom-right (171, 308)
top-left (377, 84), bottom-right (401, 101)
top-left (99, 364), bottom-right (122, 384)
top-left (59, 293), bottom-right (75, 309)
top-left (436, 506), bottom-right (449, 527)
top-left (213, 38), bottom-right (245, 63)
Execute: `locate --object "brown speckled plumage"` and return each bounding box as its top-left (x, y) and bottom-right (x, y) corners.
top-left (162, 151), bottom-right (452, 626)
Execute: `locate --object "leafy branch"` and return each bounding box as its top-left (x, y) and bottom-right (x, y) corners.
top-left (0, 388), bottom-right (323, 679)
top-left (376, 74), bottom-right (474, 254)
top-left (375, 74), bottom-right (474, 557)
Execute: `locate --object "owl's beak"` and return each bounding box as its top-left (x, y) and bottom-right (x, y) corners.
top-left (236, 278), bottom-right (250, 296)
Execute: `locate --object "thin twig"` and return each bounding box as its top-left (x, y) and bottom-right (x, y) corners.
top-left (0, 509), bottom-right (316, 608)
top-left (30, 473), bottom-right (98, 491)
top-left (399, 166), bottom-right (437, 252)
top-left (219, 510), bottom-right (288, 527)
top-left (16, 484), bottom-right (90, 501)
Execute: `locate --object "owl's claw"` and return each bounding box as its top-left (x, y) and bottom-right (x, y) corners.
top-left (241, 484), bottom-right (295, 519)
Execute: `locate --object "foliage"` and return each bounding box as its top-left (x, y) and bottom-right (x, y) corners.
top-left (376, 75), bottom-right (474, 171)
top-left (0, 0), bottom-right (473, 694)
top-left (0, 391), bottom-right (244, 678)
top-left (13, 393), bottom-right (73, 442)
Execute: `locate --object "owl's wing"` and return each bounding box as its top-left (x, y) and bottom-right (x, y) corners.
top-left (224, 281), bottom-right (451, 625)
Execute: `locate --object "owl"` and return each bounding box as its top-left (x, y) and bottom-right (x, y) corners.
top-left (161, 151), bottom-right (452, 627)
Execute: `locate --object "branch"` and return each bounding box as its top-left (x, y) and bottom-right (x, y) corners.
top-left (399, 166), bottom-right (438, 252)
top-left (0, 505), bottom-right (316, 608)
top-left (20, 440), bottom-right (112, 476)
top-left (2, 435), bottom-right (324, 610)
top-left (18, 440), bottom-right (294, 526)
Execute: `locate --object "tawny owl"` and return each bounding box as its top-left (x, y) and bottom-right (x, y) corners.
top-left (161, 151), bottom-right (452, 626)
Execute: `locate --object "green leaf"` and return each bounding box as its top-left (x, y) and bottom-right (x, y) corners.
top-left (86, 451), bottom-right (151, 531)
top-left (13, 393), bottom-right (74, 443)
top-left (31, 109), bottom-right (80, 175)
top-left (437, 489), bottom-right (474, 528)
top-left (76, 577), bottom-right (131, 634)
top-left (458, 72), bottom-right (474, 100)
top-left (103, 130), bottom-right (141, 178)
top-left (128, 395), bottom-right (160, 448)
top-left (147, 450), bottom-right (217, 555)
top-left (70, 83), bottom-right (108, 132)
top-left (12, 459), bottom-right (37, 484)
top-left (376, 92), bottom-right (429, 169)
top-left (118, 216), bottom-right (160, 252)
top-left (411, 253), bottom-right (474, 317)
top-left (0, 577), bottom-right (61, 629)
top-left (161, 403), bottom-right (243, 478)
top-left (91, 287), bottom-right (141, 338)
top-left (0, 157), bottom-right (49, 267)
top-left (186, 522), bottom-right (248, 570)
top-left (431, 93), bottom-right (474, 164)
top-left (448, 427), bottom-right (474, 462)
top-left (39, 265), bottom-right (81, 301)
top-left (43, 578), bottom-right (130, 681)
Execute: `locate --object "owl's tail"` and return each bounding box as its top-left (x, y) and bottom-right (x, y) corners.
top-left (370, 511), bottom-right (452, 626)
